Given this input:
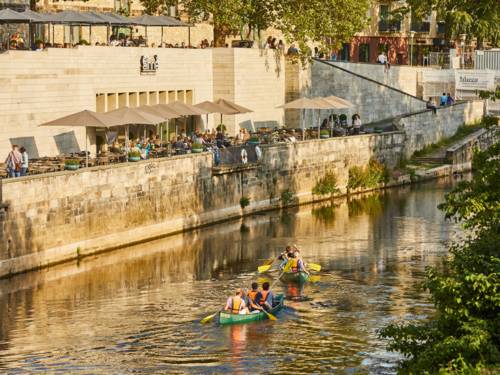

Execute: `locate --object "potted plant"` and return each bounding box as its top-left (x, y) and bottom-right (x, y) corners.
top-left (248, 135), bottom-right (260, 145)
top-left (216, 124), bottom-right (226, 133)
top-left (64, 159), bottom-right (80, 171)
top-left (128, 150), bottom-right (141, 162)
top-left (191, 142), bottom-right (204, 153)
top-left (320, 129), bottom-right (330, 139)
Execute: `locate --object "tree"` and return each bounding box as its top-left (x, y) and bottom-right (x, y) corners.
top-left (139, 0), bottom-right (370, 56)
top-left (396, 0), bottom-right (500, 47)
top-left (380, 141), bottom-right (500, 374)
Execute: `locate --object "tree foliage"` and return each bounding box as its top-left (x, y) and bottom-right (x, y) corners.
top-left (398, 0), bottom-right (500, 47)
top-left (380, 141), bottom-right (500, 374)
top-left (139, 0), bottom-right (369, 55)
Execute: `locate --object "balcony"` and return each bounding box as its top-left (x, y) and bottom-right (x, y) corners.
top-left (410, 21), bottom-right (431, 33)
top-left (378, 19), bottom-right (402, 32)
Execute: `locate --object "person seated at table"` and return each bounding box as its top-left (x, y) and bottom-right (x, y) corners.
top-left (224, 288), bottom-right (248, 315)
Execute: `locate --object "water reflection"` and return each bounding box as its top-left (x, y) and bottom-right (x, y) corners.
top-left (0, 178), bottom-right (462, 374)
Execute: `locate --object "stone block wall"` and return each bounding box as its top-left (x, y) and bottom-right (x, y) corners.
top-left (0, 47), bottom-right (214, 158)
top-left (212, 48), bottom-right (286, 134)
top-left (309, 60), bottom-right (427, 126)
top-left (0, 132), bottom-right (405, 276)
top-left (397, 100), bottom-right (485, 158)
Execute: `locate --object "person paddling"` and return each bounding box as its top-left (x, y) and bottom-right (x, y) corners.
top-left (258, 282), bottom-right (274, 311)
top-left (289, 252), bottom-right (310, 275)
top-left (224, 288), bottom-right (248, 315)
top-left (247, 282), bottom-right (263, 313)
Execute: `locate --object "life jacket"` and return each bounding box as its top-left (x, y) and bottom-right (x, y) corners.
top-left (248, 290), bottom-right (258, 303)
top-left (230, 296), bottom-right (243, 314)
top-left (259, 290), bottom-right (269, 306)
top-left (290, 258), bottom-right (299, 272)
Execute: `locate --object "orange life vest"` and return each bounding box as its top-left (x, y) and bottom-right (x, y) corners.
top-left (259, 290), bottom-right (269, 305)
top-left (248, 290), bottom-right (258, 303)
top-left (230, 296), bottom-right (243, 314)
top-left (290, 258), bottom-right (299, 272)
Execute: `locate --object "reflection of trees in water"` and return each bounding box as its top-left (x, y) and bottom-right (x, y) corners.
top-left (347, 193), bottom-right (383, 218)
top-left (311, 202), bottom-right (339, 224)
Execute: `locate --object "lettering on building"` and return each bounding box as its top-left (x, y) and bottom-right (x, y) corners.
top-left (140, 55), bottom-right (159, 74)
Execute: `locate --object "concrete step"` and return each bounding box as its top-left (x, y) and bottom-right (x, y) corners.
top-left (412, 157), bottom-right (447, 164)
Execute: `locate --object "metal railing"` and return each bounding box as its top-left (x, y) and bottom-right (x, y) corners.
top-left (378, 20), bottom-right (402, 32)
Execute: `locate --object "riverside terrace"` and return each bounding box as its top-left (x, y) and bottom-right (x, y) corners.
top-left (1, 122), bottom-right (392, 178)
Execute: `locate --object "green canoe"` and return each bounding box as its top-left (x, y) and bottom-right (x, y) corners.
top-left (279, 271), bottom-right (309, 284)
top-left (219, 294), bottom-right (285, 325)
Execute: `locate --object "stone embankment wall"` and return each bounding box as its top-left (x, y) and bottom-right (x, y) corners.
top-left (0, 132), bottom-right (404, 277)
top-left (396, 100), bottom-right (485, 158)
top-left (309, 60), bottom-right (427, 125)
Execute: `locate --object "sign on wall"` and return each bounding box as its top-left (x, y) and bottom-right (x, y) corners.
top-left (140, 55), bottom-right (159, 74)
top-left (455, 70), bottom-right (495, 91)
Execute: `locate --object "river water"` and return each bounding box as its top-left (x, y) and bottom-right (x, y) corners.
top-left (0, 178), bottom-right (462, 374)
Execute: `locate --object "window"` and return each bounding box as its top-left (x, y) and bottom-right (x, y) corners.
top-left (379, 4), bottom-right (390, 20)
top-left (341, 43), bottom-right (350, 62)
top-left (358, 44), bottom-right (370, 63)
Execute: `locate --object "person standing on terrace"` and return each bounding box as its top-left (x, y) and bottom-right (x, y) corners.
top-left (5, 145), bottom-right (22, 178)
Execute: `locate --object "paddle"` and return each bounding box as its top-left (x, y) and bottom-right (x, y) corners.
top-left (307, 263), bottom-right (321, 272)
top-left (200, 309), bottom-right (221, 324)
top-left (257, 256), bottom-right (278, 273)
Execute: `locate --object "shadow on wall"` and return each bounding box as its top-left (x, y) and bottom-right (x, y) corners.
top-left (54, 131), bottom-right (81, 155)
top-left (9, 137), bottom-right (39, 159)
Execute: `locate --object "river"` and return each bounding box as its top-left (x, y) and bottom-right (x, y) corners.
top-left (0, 178), bottom-right (462, 374)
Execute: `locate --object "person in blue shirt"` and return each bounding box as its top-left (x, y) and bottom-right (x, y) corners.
top-left (440, 93), bottom-right (448, 106)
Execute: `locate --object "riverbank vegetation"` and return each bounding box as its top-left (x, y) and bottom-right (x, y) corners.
top-left (312, 171), bottom-right (340, 198)
top-left (381, 141), bottom-right (500, 373)
top-left (347, 159), bottom-right (388, 190)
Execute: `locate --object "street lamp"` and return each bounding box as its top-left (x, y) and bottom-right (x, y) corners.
top-left (409, 31), bottom-right (416, 66)
top-left (460, 33), bottom-right (467, 68)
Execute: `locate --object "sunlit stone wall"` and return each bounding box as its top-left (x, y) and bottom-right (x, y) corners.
top-left (0, 132), bottom-right (404, 277)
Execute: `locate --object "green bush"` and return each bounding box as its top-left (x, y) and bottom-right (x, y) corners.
top-left (239, 196), bottom-right (250, 209)
top-left (347, 159), bottom-right (387, 190)
top-left (216, 124), bottom-right (226, 132)
top-left (280, 189), bottom-right (295, 205)
top-left (312, 171), bottom-right (340, 197)
top-left (78, 39), bottom-right (90, 45)
top-left (380, 143), bottom-right (500, 373)
top-left (128, 150), bottom-right (141, 158)
top-left (64, 159), bottom-right (80, 166)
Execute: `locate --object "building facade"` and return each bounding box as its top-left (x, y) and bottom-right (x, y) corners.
top-left (343, 1), bottom-right (450, 65)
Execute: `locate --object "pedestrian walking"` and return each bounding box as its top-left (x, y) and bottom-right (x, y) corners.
top-left (5, 145), bottom-right (22, 178)
top-left (20, 146), bottom-right (28, 176)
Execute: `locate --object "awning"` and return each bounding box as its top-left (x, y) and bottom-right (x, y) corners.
top-left (49, 10), bottom-right (97, 25)
top-left (195, 101), bottom-right (235, 115)
top-left (131, 14), bottom-right (184, 27)
top-left (165, 101), bottom-right (209, 116)
top-left (39, 110), bottom-right (122, 128)
top-left (105, 107), bottom-right (165, 126)
top-left (0, 8), bottom-right (31, 23)
top-left (214, 98), bottom-right (253, 114)
top-left (102, 12), bottom-right (134, 25)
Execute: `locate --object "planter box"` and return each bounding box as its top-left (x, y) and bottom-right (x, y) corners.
top-left (248, 140), bottom-right (260, 145)
top-left (320, 134), bottom-right (330, 139)
top-left (191, 148), bottom-right (203, 153)
top-left (128, 156), bottom-right (141, 162)
top-left (65, 164), bottom-right (80, 171)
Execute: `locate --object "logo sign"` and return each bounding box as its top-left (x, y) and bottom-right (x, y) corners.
top-left (140, 55), bottom-right (158, 74)
top-left (455, 70), bottom-right (495, 91)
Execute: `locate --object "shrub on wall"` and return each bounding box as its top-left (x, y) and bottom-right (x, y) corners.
top-left (240, 196), bottom-right (250, 209)
top-left (280, 189), bottom-right (296, 206)
top-left (348, 159), bottom-right (388, 190)
top-left (312, 172), bottom-right (340, 198)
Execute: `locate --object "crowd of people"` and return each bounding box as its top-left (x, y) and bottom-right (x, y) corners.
top-left (224, 245), bottom-right (308, 315)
